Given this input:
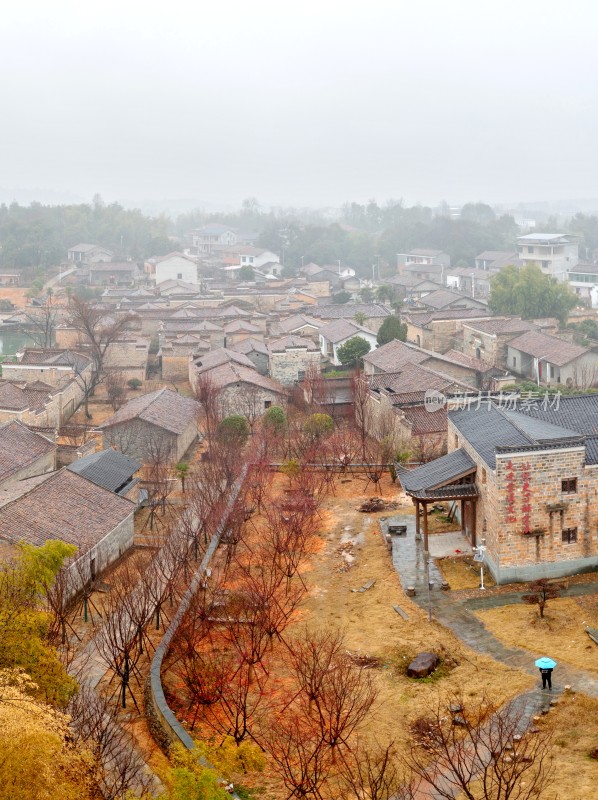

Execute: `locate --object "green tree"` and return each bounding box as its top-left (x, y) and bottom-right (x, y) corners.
top-left (238, 265), bottom-right (254, 281)
top-left (332, 290), bottom-right (352, 304)
top-left (303, 413), bottom-right (334, 441)
top-left (216, 415), bottom-right (250, 447)
top-left (376, 315), bottom-right (407, 346)
top-left (0, 540), bottom-right (78, 708)
top-left (337, 336), bottom-right (371, 367)
top-left (359, 287), bottom-right (374, 303)
top-left (262, 405), bottom-right (286, 435)
top-left (488, 264), bottom-right (577, 324)
top-left (353, 311), bottom-right (368, 325)
top-left (375, 284), bottom-right (394, 303)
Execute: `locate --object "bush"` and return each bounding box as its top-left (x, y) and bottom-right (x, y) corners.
top-left (127, 378), bottom-right (142, 390)
top-left (217, 415), bottom-right (250, 447)
top-left (303, 413), bottom-right (334, 440)
top-left (262, 405), bottom-right (286, 434)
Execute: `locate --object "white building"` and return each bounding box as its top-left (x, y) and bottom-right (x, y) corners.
top-left (192, 224), bottom-right (237, 255)
top-left (567, 265), bottom-right (598, 308)
top-left (154, 253), bottom-right (197, 285)
top-left (517, 233), bottom-right (578, 281)
top-left (318, 319), bottom-right (378, 366)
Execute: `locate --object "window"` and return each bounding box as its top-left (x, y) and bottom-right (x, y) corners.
top-left (264, 400), bottom-right (272, 409)
top-left (561, 478), bottom-right (577, 494)
top-left (483, 518), bottom-right (487, 531)
top-left (177, 273), bottom-right (183, 279)
top-left (550, 365), bottom-right (555, 379)
top-left (562, 527), bottom-right (577, 544)
top-left (481, 468), bottom-right (486, 484)
top-left (528, 246), bottom-right (534, 254)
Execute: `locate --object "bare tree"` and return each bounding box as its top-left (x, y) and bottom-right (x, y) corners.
top-left (351, 368), bottom-right (373, 461)
top-left (404, 692), bottom-right (555, 800)
top-left (194, 370), bottom-right (222, 440)
top-left (105, 370), bottom-right (128, 410)
top-left (340, 739), bottom-right (407, 800)
top-left (68, 683), bottom-right (155, 800)
top-left (22, 294), bottom-right (59, 348)
top-left (67, 297), bottom-right (134, 416)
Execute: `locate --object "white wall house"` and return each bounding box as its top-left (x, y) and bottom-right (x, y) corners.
top-left (567, 266), bottom-right (598, 308)
top-left (318, 319), bottom-right (378, 366)
top-left (192, 225), bottom-right (237, 255)
top-left (154, 254), bottom-right (197, 285)
top-left (517, 233), bottom-right (579, 281)
top-left (237, 248), bottom-right (280, 270)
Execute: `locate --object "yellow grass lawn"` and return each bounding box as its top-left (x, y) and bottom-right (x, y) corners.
top-left (437, 556), bottom-right (496, 590)
top-left (539, 691), bottom-right (598, 800)
top-left (302, 476), bottom-right (532, 753)
top-left (475, 597), bottom-right (598, 672)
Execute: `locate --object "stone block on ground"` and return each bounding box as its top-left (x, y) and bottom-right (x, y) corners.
top-left (407, 652), bottom-right (439, 678)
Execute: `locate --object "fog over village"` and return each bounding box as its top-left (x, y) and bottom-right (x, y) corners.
top-left (1, 2), bottom-right (598, 799)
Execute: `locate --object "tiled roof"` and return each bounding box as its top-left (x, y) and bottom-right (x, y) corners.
top-left (448, 402), bottom-right (588, 469)
top-left (68, 449), bottom-right (140, 493)
top-left (206, 363), bottom-right (286, 394)
top-left (268, 335), bottom-right (319, 353)
top-left (0, 469), bottom-right (134, 552)
top-left (442, 349), bottom-right (495, 372)
top-left (363, 339), bottom-right (429, 371)
top-left (223, 320), bottom-right (262, 334)
top-left (507, 331), bottom-right (590, 366)
top-left (369, 363), bottom-right (469, 397)
top-left (476, 250), bottom-right (518, 261)
top-left (418, 288), bottom-right (486, 310)
top-left (17, 348), bottom-right (91, 373)
top-left (461, 317), bottom-right (536, 335)
top-left (0, 382), bottom-right (30, 410)
top-left (516, 394), bottom-right (598, 437)
top-left (192, 347), bottom-right (255, 373)
top-left (0, 421), bottom-right (54, 483)
top-left (402, 308), bottom-right (490, 326)
top-left (310, 303), bottom-right (391, 320)
top-left (397, 448), bottom-right (476, 493)
top-left (319, 319), bottom-right (376, 344)
top-left (229, 338), bottom-right (270, 356)
top-left (399, 405), bottom-right (448, 436)
top-left (99, 388), bottom-right (200, 435)
top-left (278, 314), bottom-right (321, 333)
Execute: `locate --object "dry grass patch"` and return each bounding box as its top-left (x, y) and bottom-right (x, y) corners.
top-left (303, 477), bottom-right (532, 755)
top-left (475, 597), bottom-right (598, 672)
top-left (437, 555), bottom-right (496, 590)
top-left (539, 691), bottom-right (598, 799)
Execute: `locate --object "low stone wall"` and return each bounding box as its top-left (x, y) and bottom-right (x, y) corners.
top-left (146, 465), bottom-right (248, 795)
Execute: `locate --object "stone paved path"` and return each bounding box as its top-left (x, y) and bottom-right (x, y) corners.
top-left (383, 514), bottom-right (598, 698)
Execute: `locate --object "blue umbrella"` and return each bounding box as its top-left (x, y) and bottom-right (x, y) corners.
top-left (535, 657), bottom-right (557, 669)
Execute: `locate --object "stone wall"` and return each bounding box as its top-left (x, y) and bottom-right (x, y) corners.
top-left (0, 448), bottom-right (56, 491)
top-left (219, 382), bottom-right (285, 418)
top-left (269, 349), bottom-right (320, 385)
top-left (68, 512), bottom-right (135, 596)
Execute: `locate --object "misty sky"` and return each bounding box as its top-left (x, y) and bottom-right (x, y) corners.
top-left (3, 0), bottom-right (598, 210)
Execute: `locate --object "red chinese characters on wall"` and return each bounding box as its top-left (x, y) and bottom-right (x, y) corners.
top-left (520, 461), bottom-right (532, 533)
top-left (505, 460), bottom-right (517, 524)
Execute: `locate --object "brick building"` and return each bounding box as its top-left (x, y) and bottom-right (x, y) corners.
top-left (398, 395), bottom-right (598, 584)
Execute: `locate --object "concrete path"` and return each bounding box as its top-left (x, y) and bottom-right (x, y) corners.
top-left (383, 513), bottom-right (598, 698)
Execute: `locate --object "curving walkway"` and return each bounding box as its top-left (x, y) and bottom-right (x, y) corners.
top-left (383, 513), bottom-right (598, 698)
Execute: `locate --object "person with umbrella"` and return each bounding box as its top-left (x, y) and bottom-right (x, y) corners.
top-left (535, 656), bottom-right (556, 690)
